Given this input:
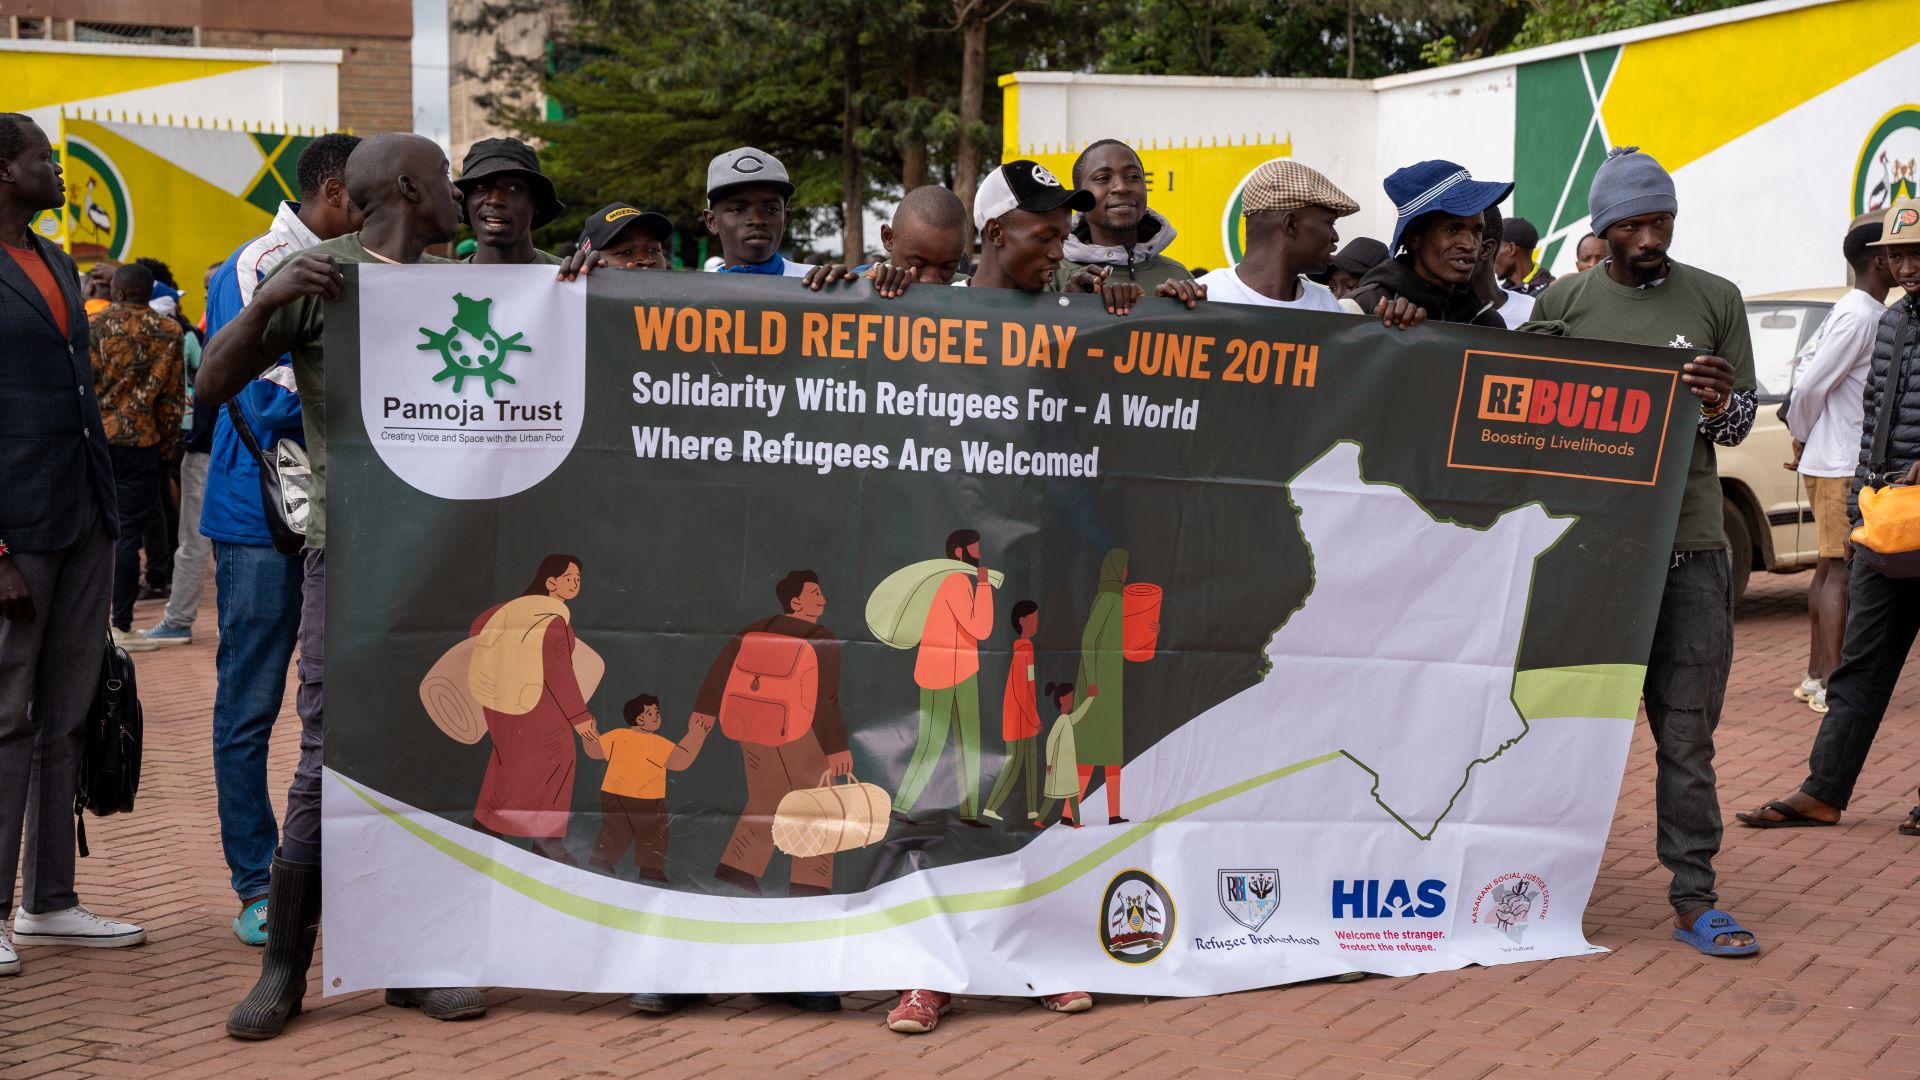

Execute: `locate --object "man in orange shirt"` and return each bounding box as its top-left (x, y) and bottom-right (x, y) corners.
top-left (893, 529), bottom-right (995, 826)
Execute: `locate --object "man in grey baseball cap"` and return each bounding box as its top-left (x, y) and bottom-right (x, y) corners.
top-left (702, 146), bottom-right (849, 287)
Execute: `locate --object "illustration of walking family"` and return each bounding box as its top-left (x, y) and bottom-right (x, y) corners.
top-left (871, 533), bottom-right (1161, 831)
top-left (415, 536), bottom-right (1163, 893)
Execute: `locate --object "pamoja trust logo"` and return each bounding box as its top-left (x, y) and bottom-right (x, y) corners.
top-left (359, 266), bottom-right (586, 500)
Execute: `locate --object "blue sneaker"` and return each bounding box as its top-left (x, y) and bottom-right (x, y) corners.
top-left (142, 623), bottom-right (193, 647)
top-left (233, 897), bottom-right (268, 946)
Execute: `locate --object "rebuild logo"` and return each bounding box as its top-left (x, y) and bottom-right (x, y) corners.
top-left (1447, 350), bottom-right (1677, 485)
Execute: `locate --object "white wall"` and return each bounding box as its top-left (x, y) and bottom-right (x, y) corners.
top-left (1368, 66), bottom-right (1519, 246)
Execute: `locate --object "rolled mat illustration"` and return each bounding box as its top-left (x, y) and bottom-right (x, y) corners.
top-left (1122, 582), bottom-right (1163, 662)
top-left (419, 637), bottom-right (607, 744)
top-left (865, 559), bottom-right (1007, 650)
top-left (771, 773), bottom-right (893, 858)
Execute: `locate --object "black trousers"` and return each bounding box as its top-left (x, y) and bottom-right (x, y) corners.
top-left (1801, 563), bottom-right (1920, 809)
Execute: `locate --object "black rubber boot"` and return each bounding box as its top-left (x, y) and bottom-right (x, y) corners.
top-left (384, 986), bottom-right (488, 1020)
top-left (226, 856), bottom-right (321, 1040)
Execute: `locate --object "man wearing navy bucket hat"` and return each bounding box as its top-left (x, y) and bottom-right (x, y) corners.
top-left (1349, 159), bottom-right (1512, 328)
top-left (1520, 146), bottom-right (1760, 960)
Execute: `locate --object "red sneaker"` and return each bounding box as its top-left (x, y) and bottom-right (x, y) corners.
top-left (1039, 990), bottom-right (1092, 1013)
top-left (886, 989), bottom-right (951, 1034)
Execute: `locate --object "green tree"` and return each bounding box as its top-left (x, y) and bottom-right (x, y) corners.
top-left (1502, 0), bottom-right (1751, 52)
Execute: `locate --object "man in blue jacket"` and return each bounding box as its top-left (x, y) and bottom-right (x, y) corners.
top-left (198, 133), bottom-right (359, 946)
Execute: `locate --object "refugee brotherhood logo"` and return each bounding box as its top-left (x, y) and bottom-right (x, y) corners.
top-left (1216, 869), bottom-right (1279, 932)
top-left (1101, 868), bottom-right (1175, 964)
top-left (1854, 106), bottom-right (1920, 217)
top-left (417, 294), bottom-right (531, 397)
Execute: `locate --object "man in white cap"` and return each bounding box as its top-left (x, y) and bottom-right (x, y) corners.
top-left (702, 146), bottom-right (851, 289)
top-left (1197, 159), bottom-right (1357, 310)
top-left (1521, 146), bottom-right (1759, 959)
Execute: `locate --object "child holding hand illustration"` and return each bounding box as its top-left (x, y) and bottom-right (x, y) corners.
top-left (589, 694), bottom-right (712, 882)
top-left (1041, 682), bottom-right (1097, 828)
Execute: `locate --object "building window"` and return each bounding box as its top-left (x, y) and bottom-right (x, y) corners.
top-left (74, 21), bottom-right (197, 47)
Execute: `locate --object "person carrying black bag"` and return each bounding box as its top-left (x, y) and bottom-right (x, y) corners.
top-left (0, 113), bottom-right (147, 979)
top-left (1738, 196), bottom-right (1920, 834)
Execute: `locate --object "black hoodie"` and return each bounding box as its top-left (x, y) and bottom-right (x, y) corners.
top-left (1348, 254), bottom-right (1504, 328)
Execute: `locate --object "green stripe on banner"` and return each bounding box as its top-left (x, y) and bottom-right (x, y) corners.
top-left (337, 750), bottom-right (1346, 943)
top-left (1513, 663), bottom-right (1645, 722)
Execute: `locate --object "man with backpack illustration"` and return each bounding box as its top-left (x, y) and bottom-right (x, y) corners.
top-left (691, 569), bottom-right (849, 898)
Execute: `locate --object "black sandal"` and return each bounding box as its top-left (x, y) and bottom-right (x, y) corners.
top-left (1899, 807), bottom-right (1920, 837)
top-left (1734, 800), bottom-right (1836, 828)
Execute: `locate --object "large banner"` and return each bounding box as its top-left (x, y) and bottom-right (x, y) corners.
top-left (322, 268), bottom-right (1694, 996)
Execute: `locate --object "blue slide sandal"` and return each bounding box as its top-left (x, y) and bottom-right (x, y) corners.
top-left (1673, 908), bottom-right (1760, 957)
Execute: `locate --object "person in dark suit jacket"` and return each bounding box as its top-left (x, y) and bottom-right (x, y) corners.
top-left (0, 113), bottom-right (145, 978)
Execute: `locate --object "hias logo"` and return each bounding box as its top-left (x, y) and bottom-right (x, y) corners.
top-left (1217, 869), bottom-right (1279, 932)
top-left (1330, 879), bottom-right (1447, 919)
top-left (1101, 869), bottom-right (1175, 964)
top-left (1854, 106), bottom-right (1920, 216)
top-left (360, 266), bottom-right (586, 501)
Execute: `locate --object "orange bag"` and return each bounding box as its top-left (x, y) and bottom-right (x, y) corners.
top-left (1851, 484), bottom-right (1920, 578)
top-left (719, 632), bottom-right (819, 745)
top-left (1122, 583), bottom-right (1163, 662)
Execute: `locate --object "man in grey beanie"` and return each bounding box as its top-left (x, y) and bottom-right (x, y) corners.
top-left (1520, 146), bottom-right (1760, 959)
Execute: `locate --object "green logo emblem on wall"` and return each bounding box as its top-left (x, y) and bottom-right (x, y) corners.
top-left (1219, 158), bottom-right (1289, 266)
top-left (417, 293), bottom-right (531, 397)
top-left (1854, 106), bottom-right (1920, 217)
top-left (62, 137), bottom-right (133, 265)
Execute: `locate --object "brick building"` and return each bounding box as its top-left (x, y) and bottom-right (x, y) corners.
top-left (447, 0), bottom-right (560, 165)
top-left (1, 0), bottom-right (413, 133)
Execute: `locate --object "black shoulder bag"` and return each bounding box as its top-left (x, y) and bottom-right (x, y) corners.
top-left (74, 635), bottom-right (144, 857)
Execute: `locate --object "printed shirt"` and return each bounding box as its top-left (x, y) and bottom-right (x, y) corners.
top-left (599, 729), bottom-right (676, 799)
top-left (1786, 288), bottom-right (1883, 478)
top-left (1195, 267), bottom-right (1341, 312)
top-left (89, 302), bottom-right (185, 450)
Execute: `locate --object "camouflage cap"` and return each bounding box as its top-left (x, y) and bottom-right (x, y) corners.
top-left (1242, 160), bottom-right (1360, 218)
top-left (1867, 197), bottom-right (1920, 247)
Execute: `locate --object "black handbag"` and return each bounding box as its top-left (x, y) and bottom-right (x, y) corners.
top-left (226, 399), bottom-right (311, 556)
top-left (73, 635), bottom-right (143, 857)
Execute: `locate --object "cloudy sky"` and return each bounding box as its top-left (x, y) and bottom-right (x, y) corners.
top-left (412, 0), bottom-right (451, 151)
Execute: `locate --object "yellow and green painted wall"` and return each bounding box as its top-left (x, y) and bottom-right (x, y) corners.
top-left (1002, 0), bottom-right (1920, 294)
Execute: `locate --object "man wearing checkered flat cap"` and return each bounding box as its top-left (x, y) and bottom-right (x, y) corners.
top-left (1197, 159), bottom-right (1358, 311)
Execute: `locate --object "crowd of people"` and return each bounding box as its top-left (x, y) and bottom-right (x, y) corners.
top-left (2, 106), bottom-right (1917, 1039)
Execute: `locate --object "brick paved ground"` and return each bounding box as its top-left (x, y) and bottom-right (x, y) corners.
top-left (5, 569), bottom-right (1919, 1080)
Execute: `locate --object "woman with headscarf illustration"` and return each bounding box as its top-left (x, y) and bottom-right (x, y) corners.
top-left (468, 554), bottom-right (603, 864)
top-left (1072, 549), bottom-right (1130, 825)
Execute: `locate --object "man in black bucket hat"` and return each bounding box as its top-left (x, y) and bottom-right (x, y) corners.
top-left (456, 137), bottom-right (564, 266)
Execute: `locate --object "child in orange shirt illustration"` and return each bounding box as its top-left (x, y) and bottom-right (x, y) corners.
top-left (589, 694), bottom-right (713, 882)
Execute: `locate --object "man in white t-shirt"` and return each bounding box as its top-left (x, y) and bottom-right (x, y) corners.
top-left (1197, 160), bottom-right (1357, 312)
top-left (1783, 220), bottom-right (1896, 713)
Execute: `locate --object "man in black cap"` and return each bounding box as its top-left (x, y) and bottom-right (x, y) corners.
top-left (703, 146), bottom-right (851, 290)
top-left (1496, 216), bottom-right (1553, 296)
top-left (456, 137), bottom-right (564, 266)
top-left (556, 203), bottom-right (675, 280)
top-left (1322, 236), bottom-right (1387, 301)
top-left (965, 160), bottom-right (1197, 312)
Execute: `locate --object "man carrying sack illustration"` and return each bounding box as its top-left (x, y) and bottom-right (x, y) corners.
top-left (693, 569), bottom-right (851, 897)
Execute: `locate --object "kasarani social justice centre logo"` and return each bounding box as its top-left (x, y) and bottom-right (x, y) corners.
top-left (359, 267), bottom-right (586, 501)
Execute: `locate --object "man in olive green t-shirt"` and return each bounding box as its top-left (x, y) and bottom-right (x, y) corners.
top-left (1520, 147), bottom-right (1759, 959)
top-left (195, 133), bottom-right (487, 1039)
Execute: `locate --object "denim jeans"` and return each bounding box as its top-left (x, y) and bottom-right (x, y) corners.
top-left (1643, 550), bottom-right (1733, 916)
top-left (1801, 563), bottom-right (1920, 809)
top-left (107, 444), bottom-right (162, 630)
top-left (211, 541), bottom-right (303, 900)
